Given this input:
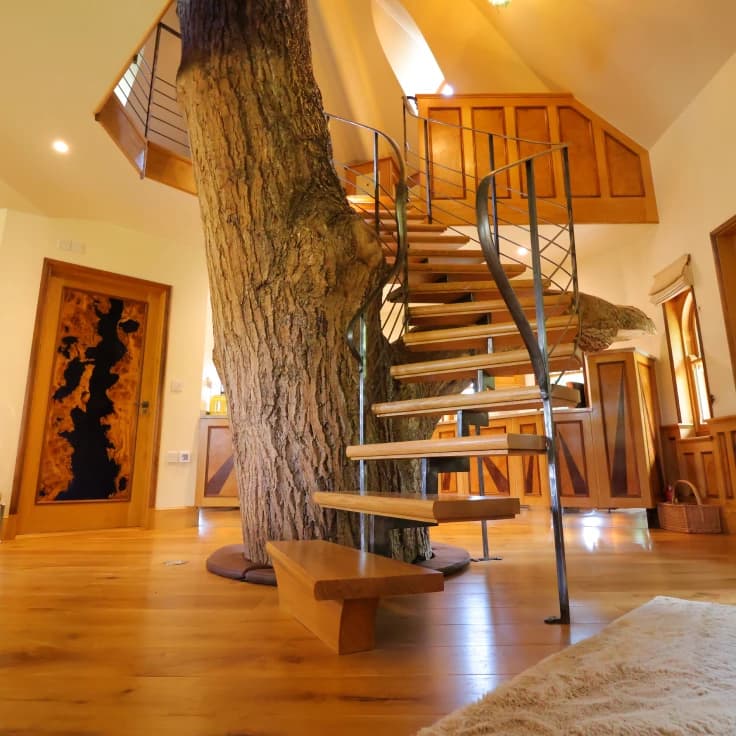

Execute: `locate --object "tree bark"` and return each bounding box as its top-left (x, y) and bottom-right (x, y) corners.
top-left (177, 0), bottom-right (383, 563)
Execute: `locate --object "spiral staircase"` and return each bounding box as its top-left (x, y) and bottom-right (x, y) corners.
top-left (98, 22), bottom-right (592, 625)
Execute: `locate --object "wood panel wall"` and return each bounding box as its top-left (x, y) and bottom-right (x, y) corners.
top-left (415, 93), bottom-right (658, 225)
top-left (674, 415), bottom-right (736, 533)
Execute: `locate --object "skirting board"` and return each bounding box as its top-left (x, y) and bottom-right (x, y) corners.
top-left (146, 506), bottom-right (199, 530)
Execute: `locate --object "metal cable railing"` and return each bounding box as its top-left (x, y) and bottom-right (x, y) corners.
top-left (112, 22), bottom-right (191, 165)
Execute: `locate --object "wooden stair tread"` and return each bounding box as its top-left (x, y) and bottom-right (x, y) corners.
top-left (381, 233), bottom-right (470, 245)
top-left (390, 343), bottom-right (580, 382)
top-left (266, 540), bottom-right (443, 600)
top-left (408, 294), bottom-right (573, 328)
top-left (313, 492), bottom-right (521, 523)
top-left (346, 433), bottom-right (547, 460)
top-left (405, 262), bottom-right (527, 277)
top-left (371, 384), bottom-right (581, 418)
top-left (374, 221), bottom-right (448, 233)
top-left (394, 279), bottom-right (550, 303)
top-left (393, 246), bottom-right (486, 258)
top-left (403, 314), bottom-right (576, 352)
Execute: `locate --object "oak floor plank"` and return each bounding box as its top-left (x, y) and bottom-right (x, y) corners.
top-left (1, 508), bottom-right (735, 734)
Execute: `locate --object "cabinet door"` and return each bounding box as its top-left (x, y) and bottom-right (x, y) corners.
top-left (587, 350), bottom-right (663, 507)
top-left (470, 419), bottom-right (513, 497)
top-left (555, 413), bottom-right (599, 508)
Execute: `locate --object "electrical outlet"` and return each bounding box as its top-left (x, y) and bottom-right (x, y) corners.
top-left (179, 451), bottom-right (191, 463)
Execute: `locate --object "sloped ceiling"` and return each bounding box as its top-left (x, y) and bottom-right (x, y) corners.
top-left (1, 0), bottom-right (735, 239)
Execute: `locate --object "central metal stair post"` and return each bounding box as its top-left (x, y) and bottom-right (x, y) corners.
top-left (525, 159), bottom-right (570, 625)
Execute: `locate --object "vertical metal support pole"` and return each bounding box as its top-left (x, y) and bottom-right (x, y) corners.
top-left (561, 147), bottom-right (580, 317)
top-left (423, 118), bottom-right (433, 223)
top-left (373, 132), bottom-right (380, 232)
top-left (526, 161), bottom-right (570, 625)
top-left (143, 24), bottom-right (162, 140)
top-left (475, 363), bottom-right (490, 559)
top-left (358, 314), bottom-right (368, 552)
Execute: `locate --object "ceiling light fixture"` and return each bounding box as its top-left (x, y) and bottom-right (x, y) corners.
top-left (439, 82), bottom-right (454, 97)
top-left (517, 246), bottom-right (529, 256)
top-left (52, 139), bottom-right (70, 154)
top-left (489, 0), bottom-right (511, 6)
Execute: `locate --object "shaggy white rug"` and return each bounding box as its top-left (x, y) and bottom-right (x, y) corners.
top-left (419, 596), bottom-right (736, 735)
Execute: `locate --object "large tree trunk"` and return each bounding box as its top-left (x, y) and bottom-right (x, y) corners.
top-left (177, 0), bottom-right (383, 563)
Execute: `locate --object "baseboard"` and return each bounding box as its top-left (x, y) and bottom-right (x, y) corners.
top-left (146, 506), bottom-right (199, 530)
top-left (721, 507), bottom-right (736, 535)
top-left (0, 514), bottom-right (18, 541)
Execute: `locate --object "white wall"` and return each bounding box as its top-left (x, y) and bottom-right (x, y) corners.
top-left (0, 209), bottom-right (208, 515)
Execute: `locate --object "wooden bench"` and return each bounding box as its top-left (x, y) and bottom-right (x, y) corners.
top-left (267, 539), bottom-right (444, 654)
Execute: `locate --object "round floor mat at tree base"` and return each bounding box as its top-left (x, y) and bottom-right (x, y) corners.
top-left (206, 542), bottom-right (470, 586)
top-left (415, 543), bottom-right (471, 576)
top-left (205, 544), bottom-right (276, 585)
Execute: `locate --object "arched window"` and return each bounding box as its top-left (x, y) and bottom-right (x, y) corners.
top-left (371, 0), bottom-right (450, 96)
top-left (663, 288), bottom-right (712, 432)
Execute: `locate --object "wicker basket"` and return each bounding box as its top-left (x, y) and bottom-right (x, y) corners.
top-left (658, 480), bottom-right (722, 534)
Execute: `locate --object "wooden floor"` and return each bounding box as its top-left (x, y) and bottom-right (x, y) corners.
top-left (1, 508), bottom-right (735, 735)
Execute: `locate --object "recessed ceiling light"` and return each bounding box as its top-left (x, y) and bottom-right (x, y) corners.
top-left (439, 82), bottom-right (454, 97)
top-left (52, 139), bottom-right (70, 154)
top-left (517, 246), bottom-right (529, 256)
top-left (490, 0), bottom-right (511, 6)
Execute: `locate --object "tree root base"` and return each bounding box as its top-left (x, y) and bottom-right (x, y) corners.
top-left (205, 542), bottom-right (471, 586)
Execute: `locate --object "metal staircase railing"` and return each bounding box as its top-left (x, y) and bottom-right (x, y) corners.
top-left (326, 113), bottom-right (410, 552)
top-left (403, 98), bottom-right (582, 624)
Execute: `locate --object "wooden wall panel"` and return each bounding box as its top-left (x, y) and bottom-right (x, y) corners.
top-left (471, 107), bottom-right (510, 197)
top-left (415, 93), bottom-right (658, 224)
top-left (558, 106), bottom-right (599, 197)
top-left (427, 107), bottom-right (465, 199)
top-left (515, 107), bottom-right (555, 198)
top-left (604, 133), bottom-right (645, 197)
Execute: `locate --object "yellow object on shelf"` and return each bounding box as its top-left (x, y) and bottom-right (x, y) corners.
top-left (209, 394), bottom-right (228, 416)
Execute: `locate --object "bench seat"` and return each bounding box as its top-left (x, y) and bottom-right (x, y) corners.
top-left (267, 539), bottom-right (444, 654)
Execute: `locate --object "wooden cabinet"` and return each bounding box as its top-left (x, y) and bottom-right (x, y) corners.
top-left (434, 409), bottom-right (601, 508)
top-left (195, 417), bottom-right (239, 508)
top-left (587, 349), bottom-right (664, 508)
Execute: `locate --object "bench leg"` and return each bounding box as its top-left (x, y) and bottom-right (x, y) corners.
top-left (272, 559), bottom-right (379, 654)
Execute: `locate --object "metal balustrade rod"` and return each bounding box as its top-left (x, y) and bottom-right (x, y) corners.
top-left (488, 133), bottom-right (500, 255)
top-left (525, 159), bottom-right (570, 626)
top-left (561, 147), bottom-right (581, 318)
top-left (422, 118), bottom-right (433, 223)
top-left (373, 132), bottom-right (380, 233)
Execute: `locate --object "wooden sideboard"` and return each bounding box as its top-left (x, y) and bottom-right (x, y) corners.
top-left (436, 349), bottom-right (664, 510)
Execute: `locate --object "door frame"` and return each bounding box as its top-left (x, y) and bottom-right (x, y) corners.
top-left (8, 258), bottom-right (170, 536)
top-left (711, 214), bottom-right (736, 391)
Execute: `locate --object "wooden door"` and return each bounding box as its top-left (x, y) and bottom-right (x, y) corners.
top-left (11, 259), bottom-right (170, 534)
top-left (711, 216), bottom-right (736, 389)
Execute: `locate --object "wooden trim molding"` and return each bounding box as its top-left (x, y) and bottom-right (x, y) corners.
top-left (145, 506), bottom-right (199, 530)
